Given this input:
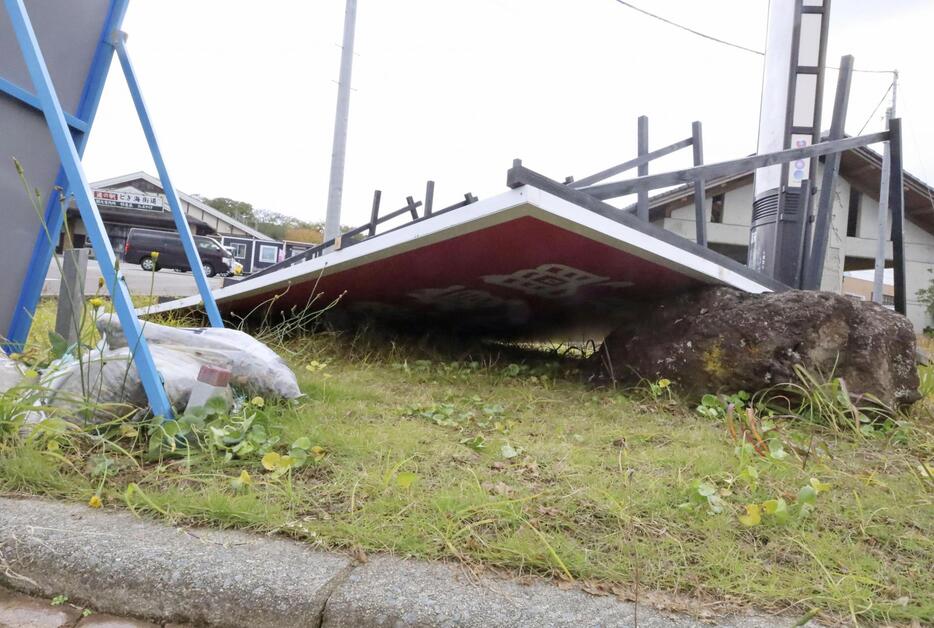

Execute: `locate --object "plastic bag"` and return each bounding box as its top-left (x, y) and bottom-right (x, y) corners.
top-left (41, 345), bottom-right (211, 423)
top-left (96, 316), bottom-right (301, 399)
top-left (0, 353), bottom-right (24, 394)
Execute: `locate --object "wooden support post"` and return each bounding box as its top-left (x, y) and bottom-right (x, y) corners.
top-left (790, 178), bottom-right (812, 288)
top-left (888, 117), bottom-right (907, 315)
top-left (54, 247), bottom-right (88, 348)
top-left (691, 121), bottom-right (707, 247)
top-left (424, 180), bottom-right (435, 217)
top-left (802, 55), bottom-right (853, 291)
top-left (873, 109), bottom-right (893, 304)
top-left (368, 189), bottom-right (381, 237)
top-left (636, 115), bottom-right (649, 221)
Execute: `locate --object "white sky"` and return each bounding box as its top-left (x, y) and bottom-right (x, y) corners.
top-left (82, 0), bottom-right (934, 230)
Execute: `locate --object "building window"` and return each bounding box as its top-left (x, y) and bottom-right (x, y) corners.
top-left (229, 242), bottom-right (248, 259)
top-left (846, 188), bottom-right (861, 237)
top-left (882, 294), bottom-right (895, 307)
top-left (710, 194), bottom-right (725, 223)
top-left (258, 244), bottom-right (278, 264)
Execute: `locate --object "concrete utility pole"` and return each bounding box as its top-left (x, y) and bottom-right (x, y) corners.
top-left (324, 0), bottom-right (358, 248)
top-left (873, 71), bottom-right (898, 304)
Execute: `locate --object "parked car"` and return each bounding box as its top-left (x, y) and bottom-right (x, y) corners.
top-left (123, 228), bottom-right (235, 277)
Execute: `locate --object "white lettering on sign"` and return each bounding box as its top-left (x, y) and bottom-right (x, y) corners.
top-left (93, 189), bottom-right (164, 211)
top-left (483, 264), bottom-right (607, 298)
top-left (410, 285), bottom-right (506, 311)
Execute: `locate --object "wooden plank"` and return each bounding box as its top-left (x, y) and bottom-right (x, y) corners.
top-left (802, 55), bottom-right (853, 290)
top-left (691, 121), bottom-right (707, 247)
top-left (424, 180), bottom-right (435, 217)
top-left (636, 115), bottom-right (649, 221)
top-left (368, 189), bottom-right (381, 237)
top-left (889, 118), bottom-right (907, 315)
top-left (570, 138), bottom-right (692, 189)
top-left (578, 130), bottom-right (888, 200)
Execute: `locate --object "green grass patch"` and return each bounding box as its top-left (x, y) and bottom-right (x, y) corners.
top-left (2, 301), bottom-right (932, 625)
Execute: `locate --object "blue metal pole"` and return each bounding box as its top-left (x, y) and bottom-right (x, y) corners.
top-left (5, 0), bottom-right (130, 352)
top-left (5, 0), bottom-right (173, 419)
top-left (112, 32), bottom-right (224, 328)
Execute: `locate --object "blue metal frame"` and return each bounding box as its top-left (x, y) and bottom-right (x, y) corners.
top-left (0, 76), bottom-right (89, 132)
top-left (112, 32), bottom-right (223, 328)
top-left (5, 0), bottom-right (130, 351)
top-left (4, 0), bottom-right (173, 418)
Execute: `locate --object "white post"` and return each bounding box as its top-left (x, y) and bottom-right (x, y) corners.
top-left (323, 0), bottom-right (358, 249)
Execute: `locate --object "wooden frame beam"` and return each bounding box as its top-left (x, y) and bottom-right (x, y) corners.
top-left (577, 130), bottom-right (889, 200)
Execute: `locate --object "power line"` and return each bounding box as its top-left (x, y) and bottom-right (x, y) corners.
top-left (612, 0), bottom-right (764, 56)
top-left (857, 80), bottom-right (895, 136)
top-left (610, 0), bottom-right (896, 75)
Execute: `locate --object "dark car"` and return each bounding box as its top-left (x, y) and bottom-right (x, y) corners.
top-left (123, 228), bottom-right (235, 277)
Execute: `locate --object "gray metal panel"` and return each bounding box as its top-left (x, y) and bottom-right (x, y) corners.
top-left (0, 0), bottom-right (111, 337)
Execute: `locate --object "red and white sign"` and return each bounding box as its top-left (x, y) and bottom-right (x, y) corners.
top-left (146, 187), bottom-right (775, 338)
top-left (93, 189), bottom-right (163, 211)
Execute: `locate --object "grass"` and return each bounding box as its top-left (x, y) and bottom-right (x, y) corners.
top-left (2, 300), bottom-right (933, 625)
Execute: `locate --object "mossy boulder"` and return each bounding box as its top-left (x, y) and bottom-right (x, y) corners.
top-left (592, 287), bottom-right (920, 408)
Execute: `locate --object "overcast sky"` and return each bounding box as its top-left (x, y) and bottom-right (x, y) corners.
top-left (82, 0), bottom-right (934, 229)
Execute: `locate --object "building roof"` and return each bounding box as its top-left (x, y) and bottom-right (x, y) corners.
top-left (626, 146), bottom-right (934, 235)
top-left (90, 171), bottom-right (274, 240)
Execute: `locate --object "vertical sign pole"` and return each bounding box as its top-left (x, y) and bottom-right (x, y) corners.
top-left (54, 247), bottom-right (89, 347)
top-left (5, 0), bottom-right (173, 418)
top-left (636, 115), bottom-right (649, 221)
top-left (112, 32), bottom-right (224, 328)
top-left (324, 0), bottom-right (358, 247)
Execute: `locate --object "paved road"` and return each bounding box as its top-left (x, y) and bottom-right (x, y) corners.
top-left (0, 586), bottom-right (160, 627)
top-left (43, 256), bottom-right (223, 299)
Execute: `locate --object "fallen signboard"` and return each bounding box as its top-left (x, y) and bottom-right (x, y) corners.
top-left (143, 183), bottom-right (784, 339)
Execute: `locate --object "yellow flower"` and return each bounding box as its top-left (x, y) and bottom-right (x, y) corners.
top-left (88, 495), bottom-right (102, 509)
top-left (150, 251), bottom-right (160, 261)
top-left (658, 378), bottom-right (671, 389)
top-left (88, 297), bottom-right (104, 309)
top-left (230, 469), bottom-right (252, 491)
top-left (250, 396), bottom-right (265, 408)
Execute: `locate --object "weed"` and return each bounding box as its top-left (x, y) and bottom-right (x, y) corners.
top-left (2, 308), bottom-right (932, 625)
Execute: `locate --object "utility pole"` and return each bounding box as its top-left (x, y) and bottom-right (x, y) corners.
top-left (873, 70), bottom-right (897, 304)
top-left (323, 0), bottom-right (358, 248)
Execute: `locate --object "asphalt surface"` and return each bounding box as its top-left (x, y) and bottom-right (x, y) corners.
top-left (43, 256), bottom-right (223, 299)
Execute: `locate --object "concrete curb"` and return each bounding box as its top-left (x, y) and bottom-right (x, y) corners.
top-left (0, 497), bottom-right (805, 627)
top-left (0, 497), bottom-right (352, 627)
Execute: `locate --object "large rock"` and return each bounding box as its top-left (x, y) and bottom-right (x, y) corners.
top-left (593, 287), bottom-right (920, 408)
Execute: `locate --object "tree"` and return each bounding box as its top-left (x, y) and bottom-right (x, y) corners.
top-left (204, 197), bottom-right (255, 223)
top-left (917, 269), bottom-right (934, 316)
top-left (202, 195), bottom-right (338, 242)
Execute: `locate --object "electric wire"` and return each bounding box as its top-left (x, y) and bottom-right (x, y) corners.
top-left (857, 80), bottom-right (895, 136)
top-left (610, 0), bottom-right (896, 75)
top-left (611, 0), bottom-right (764, 56)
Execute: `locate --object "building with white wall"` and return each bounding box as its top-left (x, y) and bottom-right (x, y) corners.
top-left (643, 146), bottom-right (934, 331)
